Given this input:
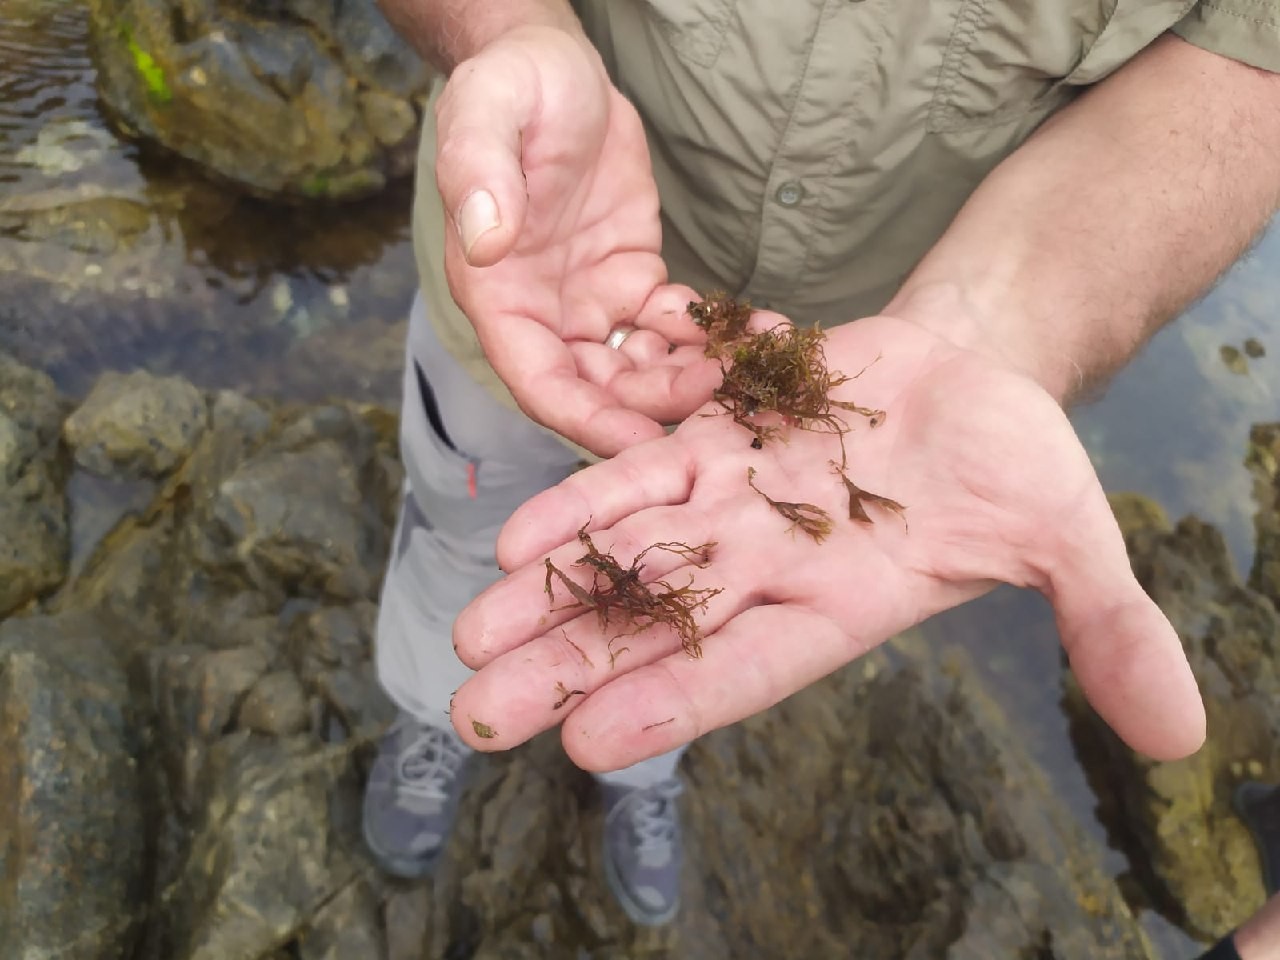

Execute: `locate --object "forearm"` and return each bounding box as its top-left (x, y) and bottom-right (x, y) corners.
top-left (375, 0), bottom-right (582, 72)
top-left (886, 33), bottom-right (1280, 405)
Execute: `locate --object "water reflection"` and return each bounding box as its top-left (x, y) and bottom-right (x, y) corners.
top-left (0, 0), bottom-right (417, 405)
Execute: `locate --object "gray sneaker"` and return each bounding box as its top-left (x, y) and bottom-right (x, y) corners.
top-left (601, 777), bottom-right (685, 926)
top-left (362, 712), bottom-right (473, 879)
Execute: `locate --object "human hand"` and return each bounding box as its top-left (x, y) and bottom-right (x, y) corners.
top-left (447, 312), bottom-right (1206, 768)
top-left (435, 25), bottom-right (720, 456)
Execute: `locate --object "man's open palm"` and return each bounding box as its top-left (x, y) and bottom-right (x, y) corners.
top-left (446, 315), bottom-right (1206, 769)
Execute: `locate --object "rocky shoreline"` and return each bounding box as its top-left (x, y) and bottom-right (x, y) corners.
top-left (1, 354), bottom-right (1276, 957)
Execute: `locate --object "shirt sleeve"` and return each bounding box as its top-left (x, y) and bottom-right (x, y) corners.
top-left (1173, 1), bottom-right (1280, 72)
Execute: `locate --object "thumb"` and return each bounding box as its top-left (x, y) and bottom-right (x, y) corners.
top-left (433, 53), bottom-right (535, 266)
top-left (1048, 498), bottom-right (1206, 760)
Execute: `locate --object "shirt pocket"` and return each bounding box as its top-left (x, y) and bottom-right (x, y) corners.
top-left (639, 0), bottom-right (737, 68)
top-left (928, 0), bottom-right (1197, 134)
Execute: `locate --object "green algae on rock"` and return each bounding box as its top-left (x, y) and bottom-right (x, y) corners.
top-left (86, 0), bottom-right (429, 200)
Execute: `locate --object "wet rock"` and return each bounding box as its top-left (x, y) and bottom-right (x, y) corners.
top-left (153, 645), bottom-right (271, 740)
top-left (404, 646), bottom-right (1152, 959)
top-left (0, 611), bottom-right (146, 960)
top-left (1073, 495), bottom-right (1279, 939)
top-left (147, 643), bottom-right (273, 823)
top-left (1220, 344), bottom-right (1249, 376)
top-left (199, 440), bottom-right (377, 601)
top-left (156, 734), bottom-right (366, 960)
top-left (1248, 422), bottom-right (1279, 608)
top-left (0, 353), bottom-right (68, 615)
top-left (185, 404), bottom-right (392, 607)
top-left (0, 194), bottom-right (152, 255)
top-left (238, 670), bottom-right (310, 736)
top-left (312, 664), bottom-right (394, 741)
top-left (0, 369), bottom-right (1172, 957)
top-left (85, 0), bottom-right (429, 199)
top-left (289, 602), bottom-right (378, 673)
top-left (296, 875), bottom-right (387, 960)
top-left (285, 602), bottom-right (391, 739)
top-left (64, 368), bottom-right (208, 478)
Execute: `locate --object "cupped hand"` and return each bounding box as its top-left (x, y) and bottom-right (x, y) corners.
top-left (448, 314), bottom-right (1206, 768)
top-left (436, 25), bottom-right (720, 456)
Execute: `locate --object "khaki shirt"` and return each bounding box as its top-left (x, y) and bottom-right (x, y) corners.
top-left (413, 0), bottom-right (1280, 412)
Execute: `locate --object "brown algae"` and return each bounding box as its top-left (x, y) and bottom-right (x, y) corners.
top-left (544, 525), bottom-right (721, 658)
top-left (746, 466), bottom-right (834, 543)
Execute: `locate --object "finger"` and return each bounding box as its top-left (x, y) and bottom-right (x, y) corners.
top-left (1054, 573), bottom-right (1205, 761)
top-left (746, 308), bottom-right (794, 334)
top-left (569, 341), bottom-right (724, 423)
top-left (495, 433), bottom-right (700, 570)
top-left (451, 559), bottom-right (747, 751)
top-left (1048, 498), bottom-right (1205, 760)
top-left (434, 56), bottom-right (538, 265)
top-left (634, 284), bottom-right (708, 345)
top-left (560, 604), bottom-right (865, 772)
top-left (599, 329), bottom-right (677, 366)
top-left (458, 503), bottom-right (718, 666)
top-left (476, 317), bottom-right (667, 456)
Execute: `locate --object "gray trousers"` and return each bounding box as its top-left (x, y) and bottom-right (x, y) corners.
top-left (374, 294), bottom-right (686, 789)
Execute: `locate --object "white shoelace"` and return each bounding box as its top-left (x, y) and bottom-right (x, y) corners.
top-left (616, 779), bottom-right (684, 869)
top-left (394, 725), bottom-right (469, 804)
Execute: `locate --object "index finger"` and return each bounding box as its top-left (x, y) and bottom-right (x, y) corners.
top-left (496, 431), bottom-right (699, 570)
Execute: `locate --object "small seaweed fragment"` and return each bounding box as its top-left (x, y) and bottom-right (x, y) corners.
top-left (642, 717), bottom-right (677, 732)
top-left (552, 681), bottom-right (586, 710)
top-left (471, 719), bottom-right (498, 739)
top-left (561, 630), bottom-right (594, 668)
top-left (746, 467), bottom-right (834, 543)
top-left (836, 466), bottom-right (908, 530)
top-left (544, 525), bottom-right (722, 658)
top-left (607, 638), bottom-right (630, 670)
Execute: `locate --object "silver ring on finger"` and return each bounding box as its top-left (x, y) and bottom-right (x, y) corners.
top-left (603, 324), bottom-right (638, 350)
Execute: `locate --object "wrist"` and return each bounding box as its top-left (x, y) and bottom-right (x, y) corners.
top-left (882, 280), bottom-right (1081, 406)
top-left (421, 2), bottom-right (587, 72)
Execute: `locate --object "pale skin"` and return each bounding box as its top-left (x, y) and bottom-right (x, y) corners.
top-left (1236, 893), bottom-right (1280, 960)
top-left (380, 0), bottom-right (1280, 946)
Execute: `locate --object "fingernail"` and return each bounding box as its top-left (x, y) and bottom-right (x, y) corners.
top-left (459, 189), bottom-right (499, 258)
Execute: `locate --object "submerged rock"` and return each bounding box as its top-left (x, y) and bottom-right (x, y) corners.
top-left (154, 734), bottom-right (367, 960)
top-left (1073, 491), bottom-right (1280, 939)
top-left (1248, 422), bottom-right (1280, 608)
top-left (0, 366), bottom-right (1204, 958)
top-left (0, 353), bottom-right (68, 615)
top-left (0, 611), bottom-right (147, 960)
top-left (383, 645), bottom-right (1153, 959)
top-left (85, 0), bottom-right (429, 199)
top-left (63, 368), bottom-right (208, 477)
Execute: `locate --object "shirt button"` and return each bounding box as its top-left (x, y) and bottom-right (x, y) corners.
top-left (775, 180), bottom-right (804, 207)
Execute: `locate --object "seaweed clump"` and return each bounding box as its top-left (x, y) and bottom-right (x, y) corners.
top-left (690, 292), bottom-right (907, 530)
top-left (692, 292), bottom-right (885, 448)
top-left (544, 525), bottom-right (722, 659)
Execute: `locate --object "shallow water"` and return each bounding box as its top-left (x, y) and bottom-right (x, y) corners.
top-left (0, 0), bottom-right (417, 406)
top-left (2, 3), bottom-right (1277, 956)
